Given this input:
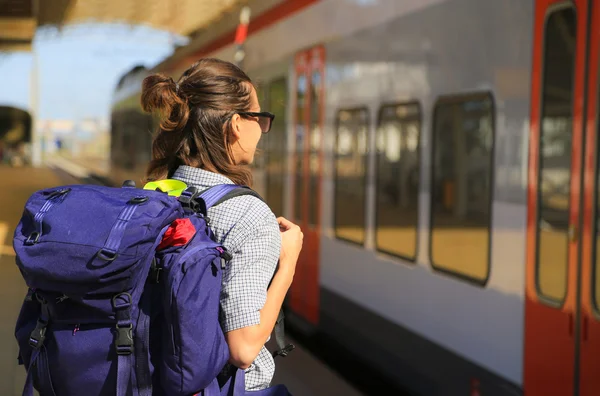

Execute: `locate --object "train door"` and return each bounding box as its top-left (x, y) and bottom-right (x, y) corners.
top-left (290, 46), bottom-right (325, 325)
top-left (525, 1), bottom-right (599, 395)
top-left (579, 2), bottom-right (600, 395)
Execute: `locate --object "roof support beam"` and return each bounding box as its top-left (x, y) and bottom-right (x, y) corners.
top-left (0, 0), bottom-right (37, 51)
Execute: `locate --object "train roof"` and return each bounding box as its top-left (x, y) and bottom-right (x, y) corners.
top-left (111, 65), bottom-right (149, 108)
top-left (110, 0), bottom-right (303, 108)
top-left (151, 0), bottom-right (292, 75)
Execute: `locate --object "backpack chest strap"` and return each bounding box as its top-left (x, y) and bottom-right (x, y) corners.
top-left (112, 293), bottom-right (133, 356)
top-left (112, 292), bottom-right (134, 396)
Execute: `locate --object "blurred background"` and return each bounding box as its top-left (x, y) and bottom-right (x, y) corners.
top-left (0, 1), bottom-right (191, 169)
top-left (1, 1), bottom-right (599, 396)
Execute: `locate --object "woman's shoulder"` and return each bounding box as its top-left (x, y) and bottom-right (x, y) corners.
top-left (206, 192), bottom-right (279, 248)
top-left (211, 192), bottom-right (275, 223)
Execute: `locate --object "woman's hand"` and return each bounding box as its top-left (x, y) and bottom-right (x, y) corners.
top-left (277, 217), bottom-right (303, 277)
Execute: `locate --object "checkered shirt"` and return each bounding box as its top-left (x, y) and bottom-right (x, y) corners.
top-left (172, 165), bottom-right (280, 391)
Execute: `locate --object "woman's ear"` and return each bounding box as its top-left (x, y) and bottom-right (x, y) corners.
top-left (230, 113), bottom-right (243, 140)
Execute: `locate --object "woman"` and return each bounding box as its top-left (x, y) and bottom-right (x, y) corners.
top-left (141, 58), bottom-right (303, 391)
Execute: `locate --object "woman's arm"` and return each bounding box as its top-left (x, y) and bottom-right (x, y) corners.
top-left (225, 216), bottom-right (302, 369)
top-left (225, 265), bottom-right (293, 368)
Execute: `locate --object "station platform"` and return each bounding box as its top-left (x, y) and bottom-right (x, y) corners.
top-left (0, 163), bottom-right (364, 396)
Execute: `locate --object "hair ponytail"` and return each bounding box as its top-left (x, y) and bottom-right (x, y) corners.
top-left (141, 74), bottom-right (189, 133)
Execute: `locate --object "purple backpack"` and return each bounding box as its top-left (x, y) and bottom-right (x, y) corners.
top-left (13, 182), bottom-right (292, 396)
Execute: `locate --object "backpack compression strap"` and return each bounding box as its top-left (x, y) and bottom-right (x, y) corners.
top-left (200, 184), bottom-right (295, 358)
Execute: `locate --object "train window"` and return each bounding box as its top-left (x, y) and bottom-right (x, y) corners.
top-left (334, 108), bottom-right (369, 245)
top-left (265, 78), bottom-right (287, 217)
top-left (430, 93), bottom-right (494, 284)
top-left (294, 74), bottom-right (307, 222)
top-left (308, 70), bottom-right (322, 227)
top-left (375, 102), bottom-right (420, 260)
top-left (536, 7), bottom-right (576, 303)
top-left (137, 112), bottom-right (153, 170)
top-left (109, 117), bottom-right (120, 168)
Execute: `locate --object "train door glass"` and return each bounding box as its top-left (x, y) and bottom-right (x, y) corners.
top-left (525, 1), bottom-right (592, 395)
top-left (294, 74), bottom-right (306, 223)
top-left (536, 7), bottom-right (575, 303)
top-left (308, 69), bottom-right (321, 228)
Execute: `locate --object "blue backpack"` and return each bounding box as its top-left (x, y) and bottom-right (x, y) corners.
top-left (13, 181), bottom-right (293, 396)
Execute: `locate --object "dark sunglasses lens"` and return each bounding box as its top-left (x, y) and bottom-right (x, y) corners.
top-left (258, 116), bottom-right (271, 133)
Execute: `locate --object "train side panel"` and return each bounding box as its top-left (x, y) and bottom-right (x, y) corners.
top-left (318, 1), bottom-right (532, 393)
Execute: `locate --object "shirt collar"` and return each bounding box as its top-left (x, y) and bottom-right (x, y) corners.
top-left (172, 165), bottom-right (234, 189)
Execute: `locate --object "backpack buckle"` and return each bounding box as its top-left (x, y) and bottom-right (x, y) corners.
top-left (29, 319), bottom-right (48, 349)
top-left (179, 187), bottom-right (203, 213)
top-left (97, 249), bottom-right (118, 262)
top-left (149, 259), bottom-right (162, 284)
top-left (25, 232), bottom-right (40, 245)
top-left (272, 343), bottom-right (295, 358)
top-left (114, 323), bottom-right (133, 355)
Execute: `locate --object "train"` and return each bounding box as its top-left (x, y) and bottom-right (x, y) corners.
top-left (0, 106), bottom-right (32, 166)
top-left (109, 1), bottom-right (600, 395)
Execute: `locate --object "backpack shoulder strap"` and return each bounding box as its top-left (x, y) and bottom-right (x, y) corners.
top-left (200, 184), bottom-right (264, 210)
top-left (212, 187), bottom-right (264, 207)
top-left (199, 184), bottom-right (294, 358)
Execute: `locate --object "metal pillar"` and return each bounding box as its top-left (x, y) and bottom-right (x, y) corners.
top-left (29, 43), bottom-right (42, 167)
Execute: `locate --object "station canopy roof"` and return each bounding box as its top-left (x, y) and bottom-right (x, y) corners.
top-left (0, 0), bottom-right (242, 51)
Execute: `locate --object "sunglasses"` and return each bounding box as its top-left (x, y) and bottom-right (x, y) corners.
top-left (238, 111), bottom-right (275, 133)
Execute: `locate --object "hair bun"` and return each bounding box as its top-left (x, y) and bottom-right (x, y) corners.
top-left (141, 73), bottom-right (189, 132)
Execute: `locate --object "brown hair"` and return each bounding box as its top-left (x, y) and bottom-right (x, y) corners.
top-left (141, 58), bottom-right (255, 185)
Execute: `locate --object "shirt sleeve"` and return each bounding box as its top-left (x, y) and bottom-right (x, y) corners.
top-left (219, 211), bottom-right (281, 333)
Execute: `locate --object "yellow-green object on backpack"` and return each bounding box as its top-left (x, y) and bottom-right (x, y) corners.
top-left (143, 179), bottom-right (188, 197)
